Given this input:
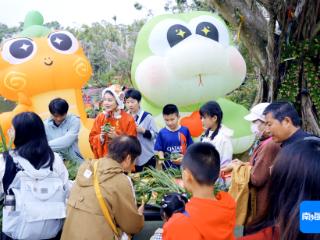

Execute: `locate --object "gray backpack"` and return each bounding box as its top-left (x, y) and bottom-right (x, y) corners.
top-left (2, 156), bottom-right (67, 240)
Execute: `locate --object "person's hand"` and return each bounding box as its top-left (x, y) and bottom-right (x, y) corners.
top-left (221, 159), bottom-right (245, 173)
top-left (137, 126), bottom-right (145, 134)
top-left (100, 126), bottom-right (107, 134)
top-left (231, 159), bottom-right (243, 165)
top-left (100, 126), bottom-right (107, 142)
top-left (138, 201), bottom-right (145, 215)
top-left (107, 126), bottom-right (118, 139)
top-left (172, 155), bottom-right (183, 165)
top-left (221, 164), bottom-right (234, 173)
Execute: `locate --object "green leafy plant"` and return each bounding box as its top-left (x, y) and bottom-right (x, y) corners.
top-left (102, 122), bottom-right (112, 132)
top-left (0, 125), bottom-right (13, 152)
top-left (131, 167), bottom-right (187, 207)
top-left (64, 160), bottom-right (80, 180)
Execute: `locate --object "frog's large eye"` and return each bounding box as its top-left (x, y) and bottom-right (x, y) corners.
top-left (196, 22), bottom-right (219, 41)
top-left (189, 15), bottom-right (230, 47)
top-left (149, 19), bottom-right (191, 56)
top-left (1, 38), bottom-right (37, 64)
top-left (48, 31), bottom-right (79, 54)
top-left (167, 24), bottom-right (192, 47)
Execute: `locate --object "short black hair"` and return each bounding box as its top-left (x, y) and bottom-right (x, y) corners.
top-left (182, 142), bottom-right (220, 185)
top-left (125, 88), bottom-right (142, 102)
top-left (163, 104), bottom-right (179, 116)
top-left (263, 101), bottom-right (301, 127)
top-left (108, 135), bottom-right (142, 163)
top-left (49, 98), bottom-right (69, 115)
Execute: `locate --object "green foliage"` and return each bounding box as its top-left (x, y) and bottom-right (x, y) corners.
top-left (163, 0), bottom-right (214, 13)
top-left (68, 20), bottom-right (144, 87)
top-left (279, 36), bottom-right (320, 116)
top-left (64, 160), bottom-right (80, 181)
top-left (131, 167), bottom-right (188, 207)
top-left (226, 77), bottom-right (257, 110)
top-left (0, 125), bottom-right (8, 152)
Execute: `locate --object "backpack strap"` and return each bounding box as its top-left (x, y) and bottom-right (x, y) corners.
top-left (138, 111), bottom-right (151, 125)
top-left (93, 160), bottom-right (120, 238)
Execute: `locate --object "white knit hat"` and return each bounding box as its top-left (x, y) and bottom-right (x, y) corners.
top-left (101, 87), bottom-right (124, 110)
top-left (244, 102), bottom-right (270, 122)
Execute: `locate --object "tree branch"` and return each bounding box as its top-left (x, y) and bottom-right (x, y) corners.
top-left (208, 0), bottom-right (268, 74)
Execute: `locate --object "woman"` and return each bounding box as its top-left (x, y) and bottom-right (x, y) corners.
top-left (0, 112), bottom-right (69, 240)
top-left (199, 101), bottom-right (233, 168)
top-left (61, 136), bottom-right (144, 240)
top-left (223, 103), bottom-right (280, 221)
top-left (89, 87), bottom-right (137, 158)
top-left (239, 138), bottom-right (320, 240)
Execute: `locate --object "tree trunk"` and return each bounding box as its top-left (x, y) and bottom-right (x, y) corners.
top-left (208, 0), bottom-right (268, 74)
top-left (301, 93), bottom-right (320, 135)
top-left (209, 0), bottom-right (320, 134)
top-left (253, 67), bottom-right (269, 105)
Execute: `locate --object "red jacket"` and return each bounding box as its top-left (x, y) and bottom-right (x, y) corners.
top-left (163, 192), bottom-right (236, 240)
top-left (89, 111), bottom-right (137, 158)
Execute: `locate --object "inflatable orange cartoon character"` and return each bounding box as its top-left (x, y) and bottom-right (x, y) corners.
top-left (0, 11), bottom-right (94, 158)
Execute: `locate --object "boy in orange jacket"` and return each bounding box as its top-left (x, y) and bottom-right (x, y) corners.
top-left (163, 142), bottom-right (236, 240)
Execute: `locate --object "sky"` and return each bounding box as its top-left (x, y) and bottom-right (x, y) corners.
top-left (0, 0), bottom-right (168, 27)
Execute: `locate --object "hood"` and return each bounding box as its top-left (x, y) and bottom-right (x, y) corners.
top-left (186, 192), bottom-right (236, 240)
top-left (76, 158), bottom-right (124, 187)
top-left (220, 125), bottom-right (234, 137)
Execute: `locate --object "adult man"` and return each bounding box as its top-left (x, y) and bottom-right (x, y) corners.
top-left (44, 98), bottom-right (83, 163)
top-left (263, 101), bottom-right (311, 148)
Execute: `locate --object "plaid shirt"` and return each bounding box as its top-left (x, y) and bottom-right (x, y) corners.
top-left (150, 228), bottom-right (163, 240)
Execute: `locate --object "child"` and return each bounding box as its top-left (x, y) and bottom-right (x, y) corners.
top-left (200, 101), bottom-right (233, 168)
top-left (163, 142), bottom-right (236, 240)
top-left (150, 193), bottom-right (188, 240)
top-left (125, 88), bottom-right (158, 172)
top-left (154, 104), bottom-right (193, 169)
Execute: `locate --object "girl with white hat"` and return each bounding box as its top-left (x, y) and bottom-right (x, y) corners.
top-left (89, 87), bottom-right (137, 158)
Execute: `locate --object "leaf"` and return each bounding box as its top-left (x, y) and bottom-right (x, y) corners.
top-left (0, 125), bottom-right (8, 152)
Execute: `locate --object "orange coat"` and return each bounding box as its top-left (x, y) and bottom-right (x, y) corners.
top-left (89, 111), bottom-right (137, 158)
top-left (237, 226), bottom-right (279, 240)
top-left (163, 192), bottom-right (236, 240)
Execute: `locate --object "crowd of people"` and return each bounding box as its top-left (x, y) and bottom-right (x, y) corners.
top-left (0, 86), bottom-right (319, 240)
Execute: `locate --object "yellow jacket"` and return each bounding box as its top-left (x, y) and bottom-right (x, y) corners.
top-left (228, 163), bottom-right (256, 225)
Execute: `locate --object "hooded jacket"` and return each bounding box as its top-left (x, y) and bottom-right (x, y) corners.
top-left (163, 191), bottom-right (236, 240)
top-left (61, 158), bottom-right (144, 240)
top-left (89, 110), bottom-right (137, 158)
